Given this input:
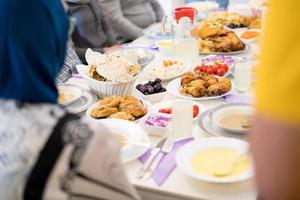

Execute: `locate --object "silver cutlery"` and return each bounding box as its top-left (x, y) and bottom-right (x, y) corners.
top-left (139, 134), bottom-right (175, 180)
top-left (136, 137), bottom-right (167, 179)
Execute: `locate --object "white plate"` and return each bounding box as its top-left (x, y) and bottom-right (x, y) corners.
top-left (198, 107), bottom-right (246, 140)
top-left (210, 104), bottom-right (254, 134)
top-left (176, 137), bottom-right (254, 183)
top-left (166, 78), bottom-right (233, 101)
top-left (152, 100), bottom-right (206, 121)
top-left (199, 44), bottom-right (251, 55)
top-left (96, 119), bottom-right (150, 163)
top-left (85, 99), bottom-right (151, 122)
top-left (144, 60), bottom-right (191, 82)
top-left (57, 85), bottom-right (82, 106)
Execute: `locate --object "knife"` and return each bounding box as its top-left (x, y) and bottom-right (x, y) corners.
top-left (136, 137), bottom-right (167, 179)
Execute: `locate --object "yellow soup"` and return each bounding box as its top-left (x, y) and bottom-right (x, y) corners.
top-left (191, 148), bottom-right (250, 178)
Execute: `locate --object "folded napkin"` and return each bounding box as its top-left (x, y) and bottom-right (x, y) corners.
top-left (223, 94), bottom-right (253, 104)
top-left (139, 137), bottom-right (194, 186)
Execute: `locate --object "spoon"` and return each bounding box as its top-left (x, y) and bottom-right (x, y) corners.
top-left (241, 119), bottom-right (253, 129)
top-left (213, 150), bottom-right (249, 177)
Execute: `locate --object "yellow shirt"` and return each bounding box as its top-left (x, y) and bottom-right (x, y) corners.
top-left (256, 0), bottom-right (300, 123)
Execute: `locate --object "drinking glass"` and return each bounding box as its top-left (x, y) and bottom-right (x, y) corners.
top-left (234, 61), bottom-right (253, 94)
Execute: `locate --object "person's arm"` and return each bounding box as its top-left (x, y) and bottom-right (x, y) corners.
top-left (98, 0), bottom-right (143, 40)
top-left (251, 1), bottom-right (300, 199)
top-left (149, 0), bottom-right (165, 22)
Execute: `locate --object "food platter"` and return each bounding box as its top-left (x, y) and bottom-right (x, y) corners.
top-left (166, 77), bottom-right (233, 101)
top-left (106, 46), bottom-right (155, 68)
top-left (144, 59), bottom-right (191, 82)
top-left (199, 44), bottom-right (251, 55)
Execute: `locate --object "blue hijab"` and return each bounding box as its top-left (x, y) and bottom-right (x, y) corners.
top-left (0, 0), bottom-right (69, 103)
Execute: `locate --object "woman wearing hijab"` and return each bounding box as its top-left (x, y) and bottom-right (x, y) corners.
top-left (99, 0), bottom-right (165, 42)
top-left (66, 0), bottom-right (120, 62)
top-left (0, 1), bottom-right (140, 200)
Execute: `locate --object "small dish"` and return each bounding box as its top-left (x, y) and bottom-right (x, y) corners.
top-left (238, 29), bottom-right (261, 43)
top-left (135, 87), bottom-right (166, 103)
top-left (210, 104), bottom-right (254, 134)
top-left (140, 113), bottom-right (171, 136)
top-left (57, 85), bottom-right (82, 106)
top-left (176, 137), bottom-right (254, 183)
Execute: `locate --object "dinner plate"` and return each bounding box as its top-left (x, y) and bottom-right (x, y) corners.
top-left (144, 60), bottom-right (191, 82)
top-left (106, 47), bottom-right (155, 68)
top-left (152, 100), bottom-right (206, 121)
top-left (85, 99), bottom-right (151, 122)
top-left (176, 137), bottom-right (254, 183)
top-left (199, 44), bottom-right (251, 55)
top-left (197, 105), bottom-right (247, 140)
top-left (143, 23), bottom-right (171, 40)
top-left (96, 119), bottom-right (150, 163)
top-left (166, 78), bottom-right (233, 101)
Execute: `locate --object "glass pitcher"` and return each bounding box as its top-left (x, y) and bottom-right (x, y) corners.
top-left (163, 7), bottom-right (199, 63)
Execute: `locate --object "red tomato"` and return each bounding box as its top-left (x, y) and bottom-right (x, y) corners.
top-left (201, 66), bottom-right (207, 73)
top-left (193, 105), bottom-right (199, 118)
top-left (206, 67), bottom-right (214, 75)
top-left (194, 66), bottom-right (202, 72)
top-left (159, 108), bottom-right (172, 114)
top-left (221, 64), bottom-right (229, 72)
top-left (216, 68), bottom-right (226, 76)
top-left (212, 65), bottom-right (220, 73)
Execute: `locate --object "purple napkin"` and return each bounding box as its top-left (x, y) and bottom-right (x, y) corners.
top-left (139, 137), bottom-right (194, 186)
top-left (223, 94), bottom-right (253, 104)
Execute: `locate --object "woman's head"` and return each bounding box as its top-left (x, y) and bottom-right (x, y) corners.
top-left (0, 0), bottom-right (69, 103)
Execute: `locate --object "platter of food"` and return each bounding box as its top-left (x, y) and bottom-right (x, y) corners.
top-left (206, 11), bottom-right (261, 30)
top-left (98, 119), bottom-right (150, 163)
top-left (167, 71), bottom-right (232, 100)
top-left (106, 46), bottom-right (155, 68)
top-left (197, 21), bottom-right (250, 55)
top-left (176, 137), bottom-right (254, 183)
top-left (86, 95), bottom-right (150, 122)
top-left (144, 59), bottom-right (190, 82)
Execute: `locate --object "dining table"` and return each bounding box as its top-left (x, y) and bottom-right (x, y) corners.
top-left (66, 32), bottom-right (259, 200)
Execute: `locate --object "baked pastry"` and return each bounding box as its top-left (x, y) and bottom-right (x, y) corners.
top-left (198, 22), bottom-right (246, 53)
top-left (90, 107), bottom-right (118, 119)
top-left (109, 112), bottom-right (135, 121)
top-left (180, 72), bottom-right (231, 97)
top-left (88, 64), bottom-right (106, 81)
top-left (90, 95), bottom-right (148, 120)
top-left (99, 96), bottom-right (120, 107)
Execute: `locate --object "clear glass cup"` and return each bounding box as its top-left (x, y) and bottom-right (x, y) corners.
top-left (234, 61), bottom-right (253, 94)
top-left (171, 100), bottom-right (194, 139)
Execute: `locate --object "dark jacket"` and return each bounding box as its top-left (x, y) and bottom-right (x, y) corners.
top-left (67, 0), bottom-right (117, 61)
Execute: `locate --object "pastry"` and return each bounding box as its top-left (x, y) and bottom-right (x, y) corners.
top-left (88, 64), bottom-right (106, 81)
top-left (90, 106), bottom-right (118, 119)
top-left (180, 72), bottom-right (231, 97)
top-left (90, 95), bottom-right (148, 121)
top-left (99, 96), bottom-right (120, 107)
top-left (109, 112), bottom-right (135, 121)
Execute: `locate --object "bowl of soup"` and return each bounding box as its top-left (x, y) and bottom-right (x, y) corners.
top-left (210, 104), bottom-right (254, 134)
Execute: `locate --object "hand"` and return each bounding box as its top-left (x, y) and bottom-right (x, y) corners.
top-left (103, 45), bottom-right (122, 52)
